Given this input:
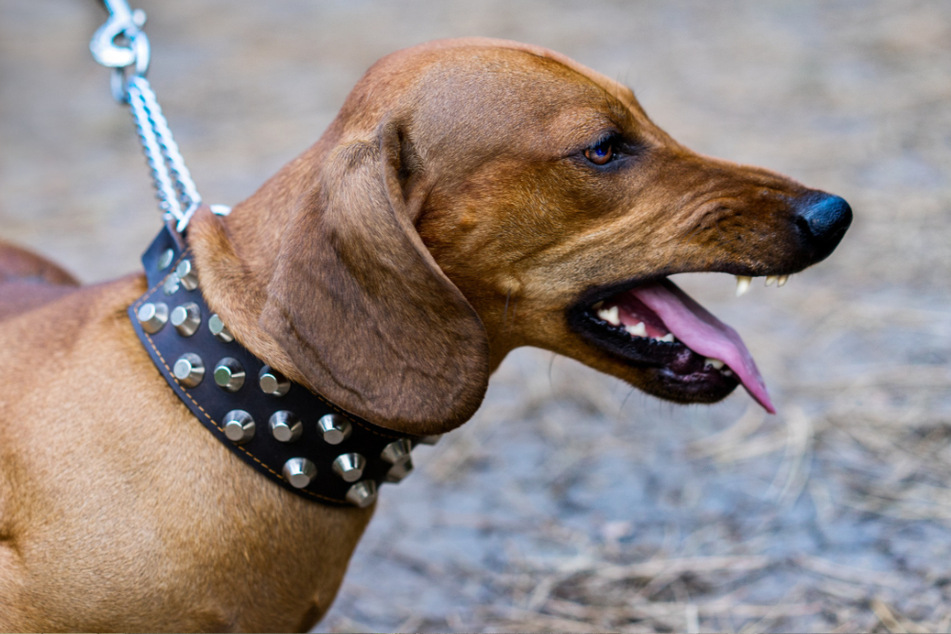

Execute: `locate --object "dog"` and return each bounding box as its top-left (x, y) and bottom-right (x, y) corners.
top-left (0, 38), bottom-right (850, 631)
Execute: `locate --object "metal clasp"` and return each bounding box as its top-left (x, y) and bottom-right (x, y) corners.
top-left (90, 0), bottom-right (150, 101)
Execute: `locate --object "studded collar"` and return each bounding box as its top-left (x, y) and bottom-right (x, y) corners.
top-left (128, 222), bottom-right (430, 507)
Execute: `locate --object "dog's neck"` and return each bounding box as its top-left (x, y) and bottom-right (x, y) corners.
top-left (130, 220), bottom-right (431, 506)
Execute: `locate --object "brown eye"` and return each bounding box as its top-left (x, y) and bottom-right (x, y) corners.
top-left (584, 139), bottom-right (615, 165)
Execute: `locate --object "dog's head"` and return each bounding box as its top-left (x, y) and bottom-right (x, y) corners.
top-left (251, 38), bottom-right (850, 434)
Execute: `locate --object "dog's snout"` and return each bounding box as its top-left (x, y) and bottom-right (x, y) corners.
top-left (794, 192), bottom-right (852, 263)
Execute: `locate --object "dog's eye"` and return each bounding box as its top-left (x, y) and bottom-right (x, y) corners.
top-left (584, 138), bottom-right (616, 166)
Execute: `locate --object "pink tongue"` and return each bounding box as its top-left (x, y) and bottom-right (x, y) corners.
top-left (631, 279), bottom-right (775, 414)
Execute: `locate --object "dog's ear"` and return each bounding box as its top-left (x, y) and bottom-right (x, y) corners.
top-left (260, 122), bottom-right (490, 435)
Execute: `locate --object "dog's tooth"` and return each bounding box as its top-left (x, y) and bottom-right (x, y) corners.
top-left (597, 305), bottom-right (621, 326)
top-left (625, 322), bottom-right (647, 337)
top-left (777, 274), bottom-right (789, 287)
top-left (659, 333), bottom-right (676, 343)
top-left (735, 275), bottom-right (752, 297)
top-left (704, 357), bottom-right (725, 370)
top-left (765, 275), bottom-right (778, 287)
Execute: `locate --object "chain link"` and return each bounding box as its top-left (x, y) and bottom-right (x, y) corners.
top-left (90, 0), bottom-right (201, 232)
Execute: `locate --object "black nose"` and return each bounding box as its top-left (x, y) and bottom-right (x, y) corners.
top-left (795, 192), bottom-right (852, 263)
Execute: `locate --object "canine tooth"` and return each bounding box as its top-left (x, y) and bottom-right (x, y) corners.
top-left (704, 357), bottom-right (725, 370)
top-left (735, 275), bottom-right (752, 297)
top-left (659, 333), bottom-right (675, 343)
top-left (597, 305), bottom-right (621, 326)
top-left (625, 322), bottom-right (647, 337)
top-left (777, 275), bottom-right (789, 287)
top-left (765, 275), bottom-right (778, 287)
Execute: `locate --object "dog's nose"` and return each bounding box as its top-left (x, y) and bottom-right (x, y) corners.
top-left (795, 192), bottom-right (852, 263)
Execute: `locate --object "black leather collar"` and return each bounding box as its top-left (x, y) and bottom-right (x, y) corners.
top-left (128, 222), bottom-right (429, 507)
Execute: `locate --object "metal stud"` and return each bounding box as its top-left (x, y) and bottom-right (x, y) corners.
top-left (332, 453), bottom-right (366, 483)
top-left (223, 409), bottom-right (255, 444)
top-left (157, 248), bottom-right (175, 271)
top-left (173, 353), bottom-right (205, 388)
top-left (175, 259), bottom-right (199, 291)
top-left (170, 302), bottom-right (201, 337)
top-left (269, 410), bottom-right (302, 443)
top-left (385, 458), bottom-right (414, 484)
top-left (346, 480), bottom-right (377, 508)
top-left (418, 434), bottom-right (442, 446)
top-left (208, 313), bottom-right (234, 342)
top-left (317, 414), bottom-right (351, 445)
top-left (163, 274), bottom-right (181, 296)
top-left (213, 357), bottom-right (245, 392)
top-left (136, 302), bottom-right (169, 334)
top-left (259, 366), bottom-right (290, 397)
top-left (380, 438), bottom-right (413, 465)
top-left (283, 457), bottom-right (317, 489)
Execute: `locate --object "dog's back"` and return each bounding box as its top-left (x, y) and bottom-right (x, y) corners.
top-left (0, 241), bottom-right (80, 320)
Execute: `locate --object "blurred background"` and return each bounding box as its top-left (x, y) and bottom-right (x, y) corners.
top-left (2, 1), bottom-right (950, 631)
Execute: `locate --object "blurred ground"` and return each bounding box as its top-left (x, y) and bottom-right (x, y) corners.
top-left (2, 1), bottom-right (950, 631)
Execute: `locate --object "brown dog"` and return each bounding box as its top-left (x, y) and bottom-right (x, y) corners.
top-left (0, 38), bottom-right (850, 631)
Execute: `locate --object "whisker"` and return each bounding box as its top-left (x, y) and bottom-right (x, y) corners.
top-left (619, 385), bottom-right (637, 414)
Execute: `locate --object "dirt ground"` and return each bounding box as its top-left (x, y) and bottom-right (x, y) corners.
top-left (2, 1), bottom-right (950, 631)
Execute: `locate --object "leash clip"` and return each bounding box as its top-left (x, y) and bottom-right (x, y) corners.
top-left (91, 0), bottom-right (151, 101)
top-left (89, 0), bottom-right (202, 232)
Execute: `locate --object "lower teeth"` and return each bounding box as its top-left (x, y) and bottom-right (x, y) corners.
top-left (704, 358), bottom-right (732, 375)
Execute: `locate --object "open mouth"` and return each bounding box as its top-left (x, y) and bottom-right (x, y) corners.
top-left (569, 274), bottom-right (785, 413)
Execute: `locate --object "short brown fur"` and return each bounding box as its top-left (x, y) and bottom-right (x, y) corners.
top-left (0, 38), bottom-right (842, 630)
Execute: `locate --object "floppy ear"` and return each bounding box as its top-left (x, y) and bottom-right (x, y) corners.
top-left (260, 122), bottom-right (490, 435)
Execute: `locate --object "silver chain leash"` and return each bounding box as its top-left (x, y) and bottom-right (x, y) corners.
top-left (90, 0), bottom-right (202, 232)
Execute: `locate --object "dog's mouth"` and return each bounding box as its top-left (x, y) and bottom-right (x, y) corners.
top-left (569, 275), bottom-right (781, 413)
